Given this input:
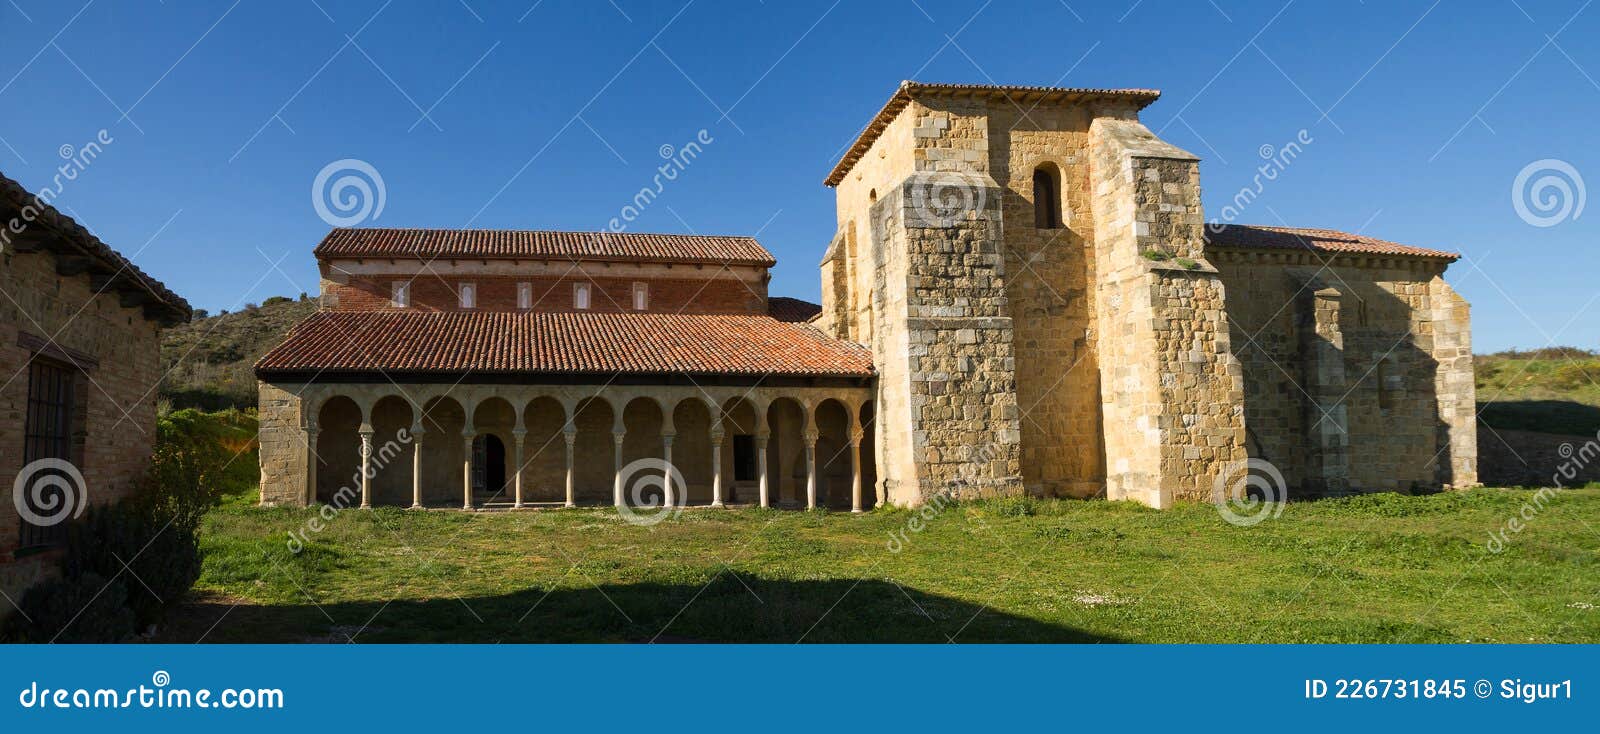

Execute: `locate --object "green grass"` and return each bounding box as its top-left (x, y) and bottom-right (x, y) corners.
top-left (163, 488), bottom-right (1600, 643)
top-left (1476, 349), bottom-right (1600, 435)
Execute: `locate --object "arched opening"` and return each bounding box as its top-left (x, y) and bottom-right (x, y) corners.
top-left (672, 398), bottom-right (713, 505)
top-left (370, 395), bottom-right (415, 506)
top-left (1033, 163), bottom-right (1063, 229)
top-left (572, 397), bottom-right (616, 504)
top-left (419, 396), bottom-right (466, 506)
top-left (472, 397), bottom-right (517, 505)
top-left (621, 397), bottom-right (666, 507)
top-left (766, 398), bottom-right (807, 507)
top-left (315, 395), bottom-right (361, 505)
top-left (815, 399), bottom-right (852, 510)
top-left (521, 396), bottom-right (568, 504)
top-left (860, 401), bottom-right (879, 508)
top-left (721, 398), bottom-right (762, 504)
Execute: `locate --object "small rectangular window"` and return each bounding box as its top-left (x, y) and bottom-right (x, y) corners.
top-left (391, 282), bottom-right (409, 308)
top-left (574, 282), bottom-right (591, 310)
top-left (517, 282), bottom-right (533, 310)
top-left (632, 282), bottom-right (649, 311)
top-left (459, 283), bottom-right (476, 309)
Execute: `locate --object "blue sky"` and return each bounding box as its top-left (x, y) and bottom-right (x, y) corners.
top-left (0, 0), bottom-right (1595, 353)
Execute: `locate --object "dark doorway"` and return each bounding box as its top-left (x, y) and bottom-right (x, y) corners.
top-left (472, 434), bottom-right (507, 499)
top-left (732, 435), bottom-right (757, 481)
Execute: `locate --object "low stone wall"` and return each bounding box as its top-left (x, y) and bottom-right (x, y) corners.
top-left (1478, 428), bottom-right (1600, 487)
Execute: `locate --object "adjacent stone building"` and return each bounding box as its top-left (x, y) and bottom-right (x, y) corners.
top-left (0, 171), bottom-right (190, 617)
top-left (815, 82), bottom-right (1475, 507)
top-left (256, 81), bottom-right (1476, 512)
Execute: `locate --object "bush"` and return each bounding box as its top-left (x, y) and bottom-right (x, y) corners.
top-left (63, 503), bottom-right (202, 628)
top-left (2, 572), bottom-right (136, 643)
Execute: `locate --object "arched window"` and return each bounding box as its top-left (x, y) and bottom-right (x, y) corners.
top-left (1033, 164), bottom-right (1062, 229)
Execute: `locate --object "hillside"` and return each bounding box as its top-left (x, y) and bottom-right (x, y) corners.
top-left (159, 295), bottom-right (317, 410)
top-left (1475, 347), bottom-right (1600, 436)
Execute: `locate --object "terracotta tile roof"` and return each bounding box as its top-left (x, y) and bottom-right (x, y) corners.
top-left (824, 81), bottom-right (1162, 186)
top-left (1204, 224), bottom-right (1460, 261)
top-left (0, 170), bottom-right (190, 324)
top-left (767, 296), bottom-right (822, 323)
top-left (314, 228), bottom-right (776, 267)
top-left (255, 311), bottom-right (873, 378)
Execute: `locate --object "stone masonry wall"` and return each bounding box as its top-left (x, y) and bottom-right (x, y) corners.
top-left (1088, 118), bottom-right (1246, 507)
top-left (1, 248), bottom-right (164, 618)
top-left (1212, 250), bottom-right (1476, 492)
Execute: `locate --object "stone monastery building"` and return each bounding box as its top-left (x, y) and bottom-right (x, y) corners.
top-left (256, 82), bottom-right (1477, 512)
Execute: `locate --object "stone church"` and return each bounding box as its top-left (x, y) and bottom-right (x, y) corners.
top-left (256, 81), bottom-right (1476, 511)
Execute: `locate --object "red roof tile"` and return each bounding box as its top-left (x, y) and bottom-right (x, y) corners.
top-left (1204, 224), bottom-right (1459, 260)
top-left (255, 311), bottom-right (873, 378)
top-left (767, 296), bottom-right (822, 323)
top-left (314, 228), bottom-right (776, 267)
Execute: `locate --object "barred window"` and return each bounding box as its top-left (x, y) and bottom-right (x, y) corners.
top-left (632, 282), bottom-right (649, 311)
top-left (391, 282), bottom-right (409, 308)
top-left (574, 282), bottom-right (591, 310)
top-left (459, 283), bottom-right (476, 309)
top-left (20, 359), bottom-right (76, 548)
top-left (517, 282), bottom-right (533, 310)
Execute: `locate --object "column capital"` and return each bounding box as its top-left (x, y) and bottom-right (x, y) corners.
top-left (563, 430), bottom-right (577, 445)
top-left (512, 427), bottom-right (528, 438)
top-left (409, 425), bottom-right (426, 438)
top-left (358, 426), bottom-right (375, 437)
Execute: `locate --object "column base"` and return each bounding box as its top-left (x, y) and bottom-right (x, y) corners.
top-left (409, 503), bottom-right (424, 510)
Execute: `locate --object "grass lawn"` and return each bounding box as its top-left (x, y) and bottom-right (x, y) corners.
top-left (163, 488), bottom-right (1600, 643)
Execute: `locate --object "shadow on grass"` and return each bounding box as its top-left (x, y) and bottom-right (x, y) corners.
top-left (157, 576), bottom-right (1120, 644)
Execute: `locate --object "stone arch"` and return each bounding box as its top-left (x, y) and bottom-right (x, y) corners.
top-left (720, 397), bottom-right (763, 504)
top-left (859, 400), bottom-right (879, 508)
top-left (671, 397), bottom-right (714, 504)
top-left (621, 396), bottom-right (667, 505)
top-left (571, 396), bottom-right (616, 504)
top-left (520, 396), bottom-right (568, 503)
top-left (419, 395), bottom-right (466, 505)
top-left (814, 398), bottom-right (853, 510)
top-left (314, 394), bottom-right (361, 505)
top-left (369, 395), bottom-right (416, 506)
top-left (472, 396), bottom-right (517, 503)
top-left (766, 397), bottom-right (809, 507)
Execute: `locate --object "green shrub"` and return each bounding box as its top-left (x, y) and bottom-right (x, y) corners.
top-left (63, 503), bottom-right (201, 628)
top-left (2, 572), bottom-right (136, 643)
top-left (986, 495), bottom-right (1038, 517)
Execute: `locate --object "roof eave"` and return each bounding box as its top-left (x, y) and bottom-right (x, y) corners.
top-left (823, 81), bottom-right (1163, 187)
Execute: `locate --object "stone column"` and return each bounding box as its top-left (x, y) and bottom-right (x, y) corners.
top-left (563, 428), bottom-right (577, 508)
top-left (804, 432), bottom-right (818, 510)
top-left (304, 423), bottom-right (320, 506)
top-left (661, 433), bottom-right (676, 507)
top-left (850, 426), bottom-right (864, 514)
top-left (358, 428), bottom-right (374, 509)
top-left (461, 433), bottom-right (474, 510)
top-left (512, 428), bottom-right (526, 509)
top-left (756, 432), bottom-right (770, 508)
top-left (410, 427), bottom-right (425, 509)
top-left (710, 420), bottom-right (725, 508)
top-left (612, 430), bottom-right (626, 508)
